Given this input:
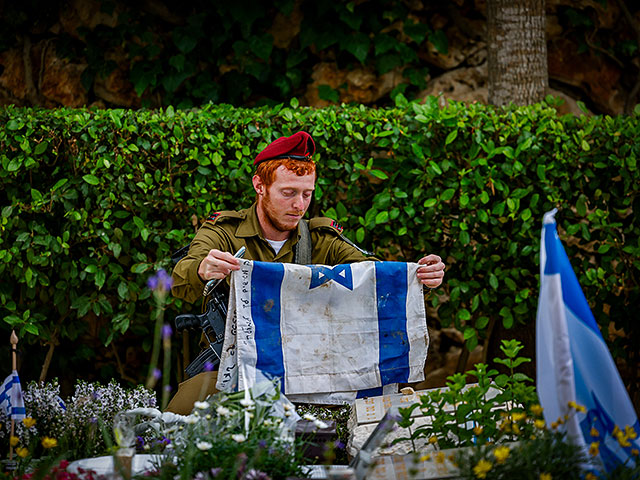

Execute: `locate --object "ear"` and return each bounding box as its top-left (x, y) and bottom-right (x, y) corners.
top-left (252, 175), bottom-right (265, 195)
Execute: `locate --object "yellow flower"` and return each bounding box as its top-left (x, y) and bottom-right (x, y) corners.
top-left (540, 473), bottom-right (552, 480)
top-left (568, 400), bottom-right (577, 409)
top-left (435, 452), bottom-right (446, 464)
top-left (512, 424), bottom-right (522, 435)
top-left (534, 419), bottom-right (546, 430)
top-left (530, 404), bottom-right (544, 416)
top-left (585, 473), bottom-right (597, 480)
top-left (493, 445), bottom-right (510, 464)
top-left (576, 404), bottom-right (587, 413)
top-left (613, 426), bottom-right (622, 437)
top-left (631, 448), bottom-right (639, 457)
top-left (9, 436), bottom-right (19, 447)
top-left (428, 436), bottom-right (438, 445)
top-left (22, 417), bottom-right (36, 429)
top-left (512, 412), bottom-right (526, 422)
top-left (473, 425), bottom-right (484, 436)
top-left (625, 425), bottom-right (637, 440)
top-left (550, 421), bottom-right (559, 430)
top-left (589, 442), bottom-right (600, 456)
top-left (16, 447), bottom-right (28, 458)
top-left (472, 459), bottom-right (492, 479)
top-left (617, 435), bottom-right (631, 448)
top-left (419, 453), bottom-right (432, 462)
top-left (590, 427), bottom-right (599, 437)
top-left (41, 437), bottom-right (58, 449)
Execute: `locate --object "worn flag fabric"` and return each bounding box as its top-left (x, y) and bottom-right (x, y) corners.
top-left (536, 209), bottom-right (639, 471)
top-left (217, 260), bottom-right (428, 404)
top-left (0, 370), bottom-right (26, 420)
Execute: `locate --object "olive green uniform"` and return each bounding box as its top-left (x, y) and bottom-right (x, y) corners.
top-left (167, 203), bottom-right (376, 413)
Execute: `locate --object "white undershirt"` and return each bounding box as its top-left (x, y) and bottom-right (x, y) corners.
top-left (266, 238), bottom-right (287, 255)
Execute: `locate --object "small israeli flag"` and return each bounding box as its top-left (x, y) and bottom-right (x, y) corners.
top-left (536, 209), bottom-right (639, 471)
top-left (0, 370), bottom-right (26, 420)
top-left (217, 260), bottom-right (429, 404)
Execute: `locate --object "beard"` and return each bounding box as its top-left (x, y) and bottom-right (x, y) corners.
top-left (261, 192), bottom-right (304, 233)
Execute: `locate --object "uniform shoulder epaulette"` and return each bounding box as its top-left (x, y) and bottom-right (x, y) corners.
top-left (206, 210), bottom-right (245, 224)
top-left (309, 217), bottom-right (374, 256)
top-left (309, 217), bottom-right (344, 234)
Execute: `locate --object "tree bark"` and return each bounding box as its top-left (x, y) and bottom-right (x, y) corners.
top-left (487, 0), bottom-right (548, 106)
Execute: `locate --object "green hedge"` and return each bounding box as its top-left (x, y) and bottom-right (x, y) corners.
top-left (1, 99), bottom-right (638, 386)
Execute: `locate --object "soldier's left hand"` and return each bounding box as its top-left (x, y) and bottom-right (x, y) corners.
top-left (417, 254), bottom-right (445, 289)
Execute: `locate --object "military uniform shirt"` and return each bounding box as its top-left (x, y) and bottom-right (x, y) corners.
top-left (171, 204), bottom-right (377, 303)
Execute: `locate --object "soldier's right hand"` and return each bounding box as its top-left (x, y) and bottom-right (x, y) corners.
top-left (198, 249), bottom-right (241, 281)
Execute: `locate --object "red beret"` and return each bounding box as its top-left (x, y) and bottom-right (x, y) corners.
top-left (254, 131), bottom-right (316, 166)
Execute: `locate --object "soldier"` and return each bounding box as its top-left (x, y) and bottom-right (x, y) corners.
top-left (167, 131), bottom-right (445, 413)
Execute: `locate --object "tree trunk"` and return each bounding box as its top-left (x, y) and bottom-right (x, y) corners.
top-left (487, 0), bottom-right (548, 106)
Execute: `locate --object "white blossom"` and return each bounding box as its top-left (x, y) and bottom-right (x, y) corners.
top-left (303, 413), bottom-right (317, 421)
top-left (314, 419), bottom-right (329, 429)
top-left (196, 441), bottom-right (213, 450)
top-left (185, 415), bottom-right (199, 424)
top-left (231, 434), bottom-right (246, 443)
top-left (194, 401), bottom-right (210, 410)
top-left (216, 406), bottom-right (231, 417)
top-left (239, 398), bottom-right (255, 408)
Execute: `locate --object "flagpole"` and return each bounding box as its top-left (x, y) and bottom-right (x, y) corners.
top-left (8, 331), bottom-right (17, 462)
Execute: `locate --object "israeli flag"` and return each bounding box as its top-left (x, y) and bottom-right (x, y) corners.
top-left (217, 260), bottom-right (429, 404)
top-left (536, 209), bottom-right (639, 471)
top-left (0, 370), bottom-right (26, 420)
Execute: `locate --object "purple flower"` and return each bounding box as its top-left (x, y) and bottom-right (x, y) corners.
top-left (334, 440), bottom-right (345, 450)
top-left (258, 439), bottom-right (267, 448)
top-left (147, 268), bottom-right (173, 293)
top-left (163, 384), bottom-right (172, 393)
top-left (204, 361), bottom-right (215, 372)
top-left (210, 468), bottom-right (222, 478)
top-left (153, 368), bottom-right (162, 380)
top-left (162, 324), bottom-right (172, 339)
top-left (245, 469), bottom-right (272, 480)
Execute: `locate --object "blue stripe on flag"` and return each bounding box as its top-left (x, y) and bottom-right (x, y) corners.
top-left (251, 262), bottom-right (286, 387)
top-left (544, 225), bottom-right (600, 336)
top-left (356, 387), bottom-right (383, 398)
top-left (375, 262), bottom-right (410, 384)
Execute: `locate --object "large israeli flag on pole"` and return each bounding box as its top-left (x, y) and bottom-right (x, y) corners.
top-left (0, 370), bottom-right (26, 420)
top-left (217, 260), bottom-right (429, 404)
top-left (536, 209), bottom-right (639, 471)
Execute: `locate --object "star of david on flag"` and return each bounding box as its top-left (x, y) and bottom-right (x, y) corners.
top-left (217, 260), bottom-right (429, 404)
top-left (309, 264), bottom-right (353, 290)
top-left (536, 209), bottom-right (639, 472)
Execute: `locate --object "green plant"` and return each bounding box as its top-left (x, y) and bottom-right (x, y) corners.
top-left (145, 374), bottom-right (311, 480)
top-left (1, 100), bottom-right (638, 394)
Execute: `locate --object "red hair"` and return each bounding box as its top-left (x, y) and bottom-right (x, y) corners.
top-left (254, 158), bottom-right (316, 187)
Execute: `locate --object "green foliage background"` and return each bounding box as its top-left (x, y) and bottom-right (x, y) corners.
top-left (0, 98), bottom-right (638, 396)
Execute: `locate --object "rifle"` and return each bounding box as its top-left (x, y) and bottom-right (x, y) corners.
top-left (174, 246), bottom-right (246, 378)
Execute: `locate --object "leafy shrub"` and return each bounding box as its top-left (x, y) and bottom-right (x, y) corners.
top-left (1, 99), bottom-right (638, 390)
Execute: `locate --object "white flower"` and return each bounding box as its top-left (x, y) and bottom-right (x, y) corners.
top-left (239, 398), bottom-right (255, 408)
top-left (314, 419), bottom-right (329, 429)
top-left (216, 406), bottom-right (231, 417)
top-left (303, 413), bottom-right (317, 421)
top-left (185, 415), bottom-right (199, 424)
top-left (263, 419), bottom-right (273, 427)
top-left (194, 401), bottom-right (210, 410)
top-left (196, 441), bottom-right (213, 451)
top-left (231, 434), bottom-right (246, 443)
top-left (283, 403), bottom-right (294, 411)
top-left (205, 414), bottom-right (212, 420)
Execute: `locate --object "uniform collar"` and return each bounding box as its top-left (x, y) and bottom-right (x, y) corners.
top-left (235, 203), bottom-right (302, 246)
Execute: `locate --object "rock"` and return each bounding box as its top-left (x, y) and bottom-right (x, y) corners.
top-left (548, 37), bottom-right (624, 114)
top-left (59, 0), bottom-right (119, 39)
top-left (40, 46), bottom-right (88, 107)
top-left (303, 62), bottom-right (403, 106)
top-left (0, 47), bottom-right (27, 104)
top-left (268, 1), bottom-right (302, 49)
top-left (418, 26), bottom-right (486, 70)
top-left (417, 62), bottom-right (488, 106)
top-left (93, 50), bottom-right (140, 107)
